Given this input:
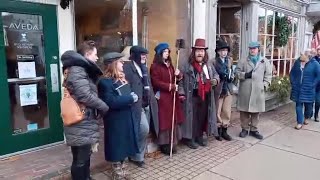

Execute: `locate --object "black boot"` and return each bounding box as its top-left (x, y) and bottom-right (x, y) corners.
top-left (160, 144), bottom-right (170, 155)
top-left (249, 131), bottom-right (263, 140)
top-left (221, 127), bottom-right (232, 141)
top-left (185, 139), bottom-right (199, 149)
top-left (215, 127), bottom-right (223, 141)
top-left (195, 136), bottom-right (208, 147)
top-left (239, 129), bottom-right (248, 138)
top-left (172, 145), bottom-right (177, 154)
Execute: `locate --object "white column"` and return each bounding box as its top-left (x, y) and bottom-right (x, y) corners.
top-left (57, 1), bottom-right (76, 54)
top-left (206, 0), bottom-right (218, 60)
top-left (193, 0), bottom-right (207, 43)
top-left (298, 5), bottom-right (307, 54)
top-left (132, 0), bottom-right (138, 45)
top-left (240, 0), bottom-right (259, 61)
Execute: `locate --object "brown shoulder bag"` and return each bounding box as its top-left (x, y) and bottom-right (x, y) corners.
top-left (60, 69), bottom-right (86, 126)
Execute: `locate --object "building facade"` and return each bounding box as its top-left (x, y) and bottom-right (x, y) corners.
top-left (0, 0), bottom-right (312, 157)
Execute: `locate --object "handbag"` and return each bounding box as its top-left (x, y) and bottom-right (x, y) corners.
top-left (60, 69), bottom-right (86, 126)
top-left (227, 82), bottom-right (238, 95)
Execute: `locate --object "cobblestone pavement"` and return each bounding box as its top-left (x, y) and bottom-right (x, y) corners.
top-left (0, 104), bottom-right (295, 180)
top-left (92, 104), bottom-right (295, 180)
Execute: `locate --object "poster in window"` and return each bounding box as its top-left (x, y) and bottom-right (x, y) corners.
top-left (19, 84), bottom-right (38, 106)
top-left (18, 61), bottom-right (36, 78)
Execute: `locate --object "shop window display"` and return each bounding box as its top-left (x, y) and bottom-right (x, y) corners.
top-left (75, 0), bottom-right (133, 66)
top-left (137, 0), bottom-right (191, 66)
top-left (217, 6), bottom-right (241, 64)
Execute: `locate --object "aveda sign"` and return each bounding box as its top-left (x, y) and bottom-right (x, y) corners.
top-left (9, 23), bottom-right (39, 31)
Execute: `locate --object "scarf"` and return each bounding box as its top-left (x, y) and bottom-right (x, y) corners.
top-left (192, 62), bottom-right (211, 101)
top-left (217, 57), bottom-right (230, 96)
top-left (250, 55), bottom-right (260, 66)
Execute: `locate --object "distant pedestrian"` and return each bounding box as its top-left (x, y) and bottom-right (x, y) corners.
top-left (290, 51), bottom-right (320, 129)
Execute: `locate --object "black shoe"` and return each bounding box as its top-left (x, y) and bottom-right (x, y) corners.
top-left (239, 129), bottom-right (248, 138)
top-left (221, 128), bottom-right (232, 141)
top-left (185, 139), bottom-right (199, 149)
top-left (215, 127), bottom-right (223, 141)
top-left (160, 145), bottom-right (171, 155)
top-left (172, 146), bottom-right (177, 154)
top-left (195, 137), bottom-right (208, 147)
top-left (315, 118), bottom-right (319, 122)
top-left (249, 131), bottom-right (263, 140)
top-left (128, 158), bottom-right (145, 168)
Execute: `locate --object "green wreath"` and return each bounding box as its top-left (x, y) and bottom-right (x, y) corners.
top-left (268, 13), bottom-right (295, 47)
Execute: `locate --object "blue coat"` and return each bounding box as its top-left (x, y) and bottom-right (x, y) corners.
top-left (314, 56), bottom-right (320, 102)
top-left (98, 78), bottom-right (139, 162)
top-left (290, 58), bottom-right (320, 103)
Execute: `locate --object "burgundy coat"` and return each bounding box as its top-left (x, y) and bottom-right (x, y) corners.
top-left (150, 62), bottom-right (185, 131)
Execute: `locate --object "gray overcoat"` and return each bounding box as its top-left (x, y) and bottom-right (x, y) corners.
top-left (235, 56), bottom-right (272, 113)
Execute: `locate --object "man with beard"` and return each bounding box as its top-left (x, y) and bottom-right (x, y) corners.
top-left (235, 41), bottom-right (272, 139)
top-left (180, 38), bottom-right (220, 149)
top-left (123, 46), bottom-right (159, 167)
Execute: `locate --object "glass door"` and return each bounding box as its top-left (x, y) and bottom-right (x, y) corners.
top-left (0, 1), bottom-right (63, 156)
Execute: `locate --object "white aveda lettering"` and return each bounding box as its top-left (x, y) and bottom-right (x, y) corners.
top-left (8, 23), bottom-right (39, 30)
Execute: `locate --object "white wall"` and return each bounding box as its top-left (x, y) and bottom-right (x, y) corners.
top-left (193, 0), bottom-right (207, 42)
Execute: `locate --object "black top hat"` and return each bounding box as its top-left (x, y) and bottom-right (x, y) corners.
top-left (215, 40), bottom-right (230, 53)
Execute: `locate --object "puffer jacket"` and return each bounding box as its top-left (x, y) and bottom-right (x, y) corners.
top-left (61, 51), bottom-right (109, 146)
top-left (290, 58), bottom-right (320, 103)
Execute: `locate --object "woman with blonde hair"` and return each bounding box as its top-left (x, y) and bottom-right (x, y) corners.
top-left (98, 52), bottom-right (139, 179)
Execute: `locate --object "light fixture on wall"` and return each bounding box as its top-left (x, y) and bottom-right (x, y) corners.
top-left (60, 0), bottom-right (72, 9)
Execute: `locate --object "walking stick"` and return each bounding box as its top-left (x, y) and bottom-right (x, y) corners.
top-left (170, 39), bottom-right (185, 158)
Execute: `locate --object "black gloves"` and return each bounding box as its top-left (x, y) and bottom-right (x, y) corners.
top-left (245, 70), bottom-right (253, 79)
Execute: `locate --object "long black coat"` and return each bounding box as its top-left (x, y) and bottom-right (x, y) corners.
top-left (123, 61), bottom-right (159, 136)
top-left (98, 78), bottom-right (139, 162)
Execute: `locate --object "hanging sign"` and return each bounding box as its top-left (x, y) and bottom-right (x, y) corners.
top-left (261, 0), bottom-right (302, 13)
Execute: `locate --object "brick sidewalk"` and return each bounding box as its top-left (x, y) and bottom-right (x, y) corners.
top-left (0, 104), bottom-right (295, 180)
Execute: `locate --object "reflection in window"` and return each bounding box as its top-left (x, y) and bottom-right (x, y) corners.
top-left (217, 6), bottom-right (241, 63)
top-left (137, 0), bottom-right (191, 66)
top-left (75, 0), bottom-right (133, 63)
top-left (2, 12), bottom-right (49, 134)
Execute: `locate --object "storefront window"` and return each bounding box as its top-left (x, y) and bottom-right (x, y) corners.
top-left (75, 0), bottom-right (133, 65)
top-left (258, 7), bottom-right (299, 77)
top-left (2, 12), bottom-right (49, 134)
top-left (137, 0), bottom-right (191, 66)
top-left (217, 6), bottom-right (241, 63)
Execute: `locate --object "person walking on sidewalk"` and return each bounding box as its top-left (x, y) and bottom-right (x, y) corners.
top-left (290, 52), bottom-right (320, 129)
top-left (313, 47), bottom-right (320, 122)
top-left (181, 38), bottom-right (220, 149)
top-left (123, 46), bottom-right (159, 167)
top-left (213, 40), bottom-right (233, 141)
top-left (61, 41), bottom-right (109, 180)
top-left (150, 43), bottom-right (185, 155)
top-left (235, 41), bottom-right (272, 140)
top-left (98, 52), bottom-right (139, 179)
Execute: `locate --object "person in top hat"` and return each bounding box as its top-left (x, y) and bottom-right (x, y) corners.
top-left (150, 43), bottom-right (185, 155)
top-left (98, 52), bottom-right (139, 179)
top-left (235, 41), bottom-right (272, 139)
top-left (180, 38), bottom-right (220, 149)
top-left (123, 46), bottom-right (159, 167)
top-left (213, 40), bottom-right (234, 141)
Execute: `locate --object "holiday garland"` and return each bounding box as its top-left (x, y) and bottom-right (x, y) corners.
top-left (268, 13), bottom-right (295, 47)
